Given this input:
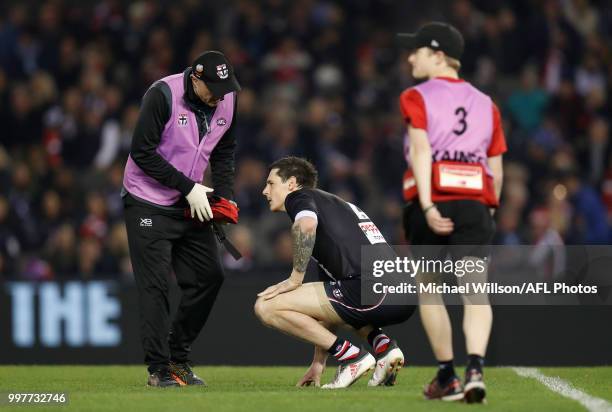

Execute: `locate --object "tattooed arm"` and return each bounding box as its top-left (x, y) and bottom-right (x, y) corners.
top-left (290, 216), bottom-right (317, 282)
top-left (257, 216), bottom-right (318, 300)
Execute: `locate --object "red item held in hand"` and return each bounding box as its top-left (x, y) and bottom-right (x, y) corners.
top-left (208, 195), bottom-right (239, 224)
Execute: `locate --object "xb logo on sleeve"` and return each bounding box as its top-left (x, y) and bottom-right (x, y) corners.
top-left (139, 218), bottom-right (153, 227)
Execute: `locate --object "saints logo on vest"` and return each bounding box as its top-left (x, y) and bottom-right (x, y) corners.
top-left (178, 113), bottom-right (188, 127)
top-left (216, 64), bottom-right (228, 79)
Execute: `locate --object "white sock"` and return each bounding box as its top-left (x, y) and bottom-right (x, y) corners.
top-left (332, 340), bottom-right (360, 362)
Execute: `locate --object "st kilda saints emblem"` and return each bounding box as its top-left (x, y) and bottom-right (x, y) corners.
top-left (216, 64), bottom-right (229, 79)
top-left (178, 113), bottom-right (188, 127)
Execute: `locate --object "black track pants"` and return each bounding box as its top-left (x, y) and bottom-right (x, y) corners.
top-left (124, 201), bottom-right (224, 372)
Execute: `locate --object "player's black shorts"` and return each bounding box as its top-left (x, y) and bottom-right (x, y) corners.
top-left (403, 199), bottom-right (494, 259)
top-left (323, 277), bottom-right (415, 330)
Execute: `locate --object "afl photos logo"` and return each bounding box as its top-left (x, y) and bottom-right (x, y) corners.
top-left (217, 118), bottom-right (227, 126)
top-left (216, 64), bottom-right (229, 79)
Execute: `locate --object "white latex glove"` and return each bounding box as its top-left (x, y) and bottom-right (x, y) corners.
top-left (185, 183), bottom-right (214, 222)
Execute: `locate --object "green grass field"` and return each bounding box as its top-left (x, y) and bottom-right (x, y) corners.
top-left (1, 366), bottom-right (611, 411)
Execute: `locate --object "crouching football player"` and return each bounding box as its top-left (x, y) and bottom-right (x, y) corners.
top-left (254, 157), bottom-right (416, 388)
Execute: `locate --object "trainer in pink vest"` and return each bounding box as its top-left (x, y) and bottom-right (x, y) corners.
top-left (123, 73), bottom-right (235, 206)
top-left (403, 78), bottom-right (493, 177)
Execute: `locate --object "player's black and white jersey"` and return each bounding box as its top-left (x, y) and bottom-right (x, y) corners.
top-left (284, 188), bottom-right (396, 280)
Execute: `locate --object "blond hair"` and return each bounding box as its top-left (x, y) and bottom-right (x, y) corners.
top-left (425, 48), bottom-right (461, 71)
top-left (444, 56), bottom-right (461, 71)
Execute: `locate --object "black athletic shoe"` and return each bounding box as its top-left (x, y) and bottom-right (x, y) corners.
top-left (423, 375), bottom-right (464, 401)
top-left (147, 368), bottom-right (181, 388)
top-left (464, 369), bottom-right (486, 404)
top-left (169, 362), bottom-right (206, 386)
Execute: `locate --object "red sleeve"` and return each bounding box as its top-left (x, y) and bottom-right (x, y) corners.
top-left (399, 88), bottom-right (427, 130)
top-left (487, 102), bottom-right (507, 156)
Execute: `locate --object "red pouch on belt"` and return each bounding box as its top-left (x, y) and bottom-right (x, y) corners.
top-left (208, 195), bottom-right (239, 224)
top-left (432, 161), bottom-right (485, 195)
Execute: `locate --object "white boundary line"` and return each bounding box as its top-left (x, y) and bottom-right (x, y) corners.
top-left (513, 367), bottom-right (612, 412)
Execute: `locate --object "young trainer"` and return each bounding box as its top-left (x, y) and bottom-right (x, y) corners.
top-left (397, 22), bottom-right (506, 402)
top-left (254, 156), bottom-right (415, 388)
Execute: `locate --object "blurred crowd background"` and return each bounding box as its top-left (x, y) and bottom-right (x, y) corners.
top-left (1, 0), bottom-right (611, 280)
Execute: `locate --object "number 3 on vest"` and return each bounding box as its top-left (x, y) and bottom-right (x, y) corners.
top-left (453, 107), bottom-right (468, 136)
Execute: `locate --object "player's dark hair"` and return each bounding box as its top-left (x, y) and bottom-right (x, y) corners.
top-left (269, 157), bottom-right (318, 189)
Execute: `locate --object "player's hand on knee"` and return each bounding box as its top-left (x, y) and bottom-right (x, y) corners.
top-left (296, 363), bottom-right (325, 387)
top-left (424, 206), bottom-right (454, 235)
top-left (258, 278), bottom-right (301, 300)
